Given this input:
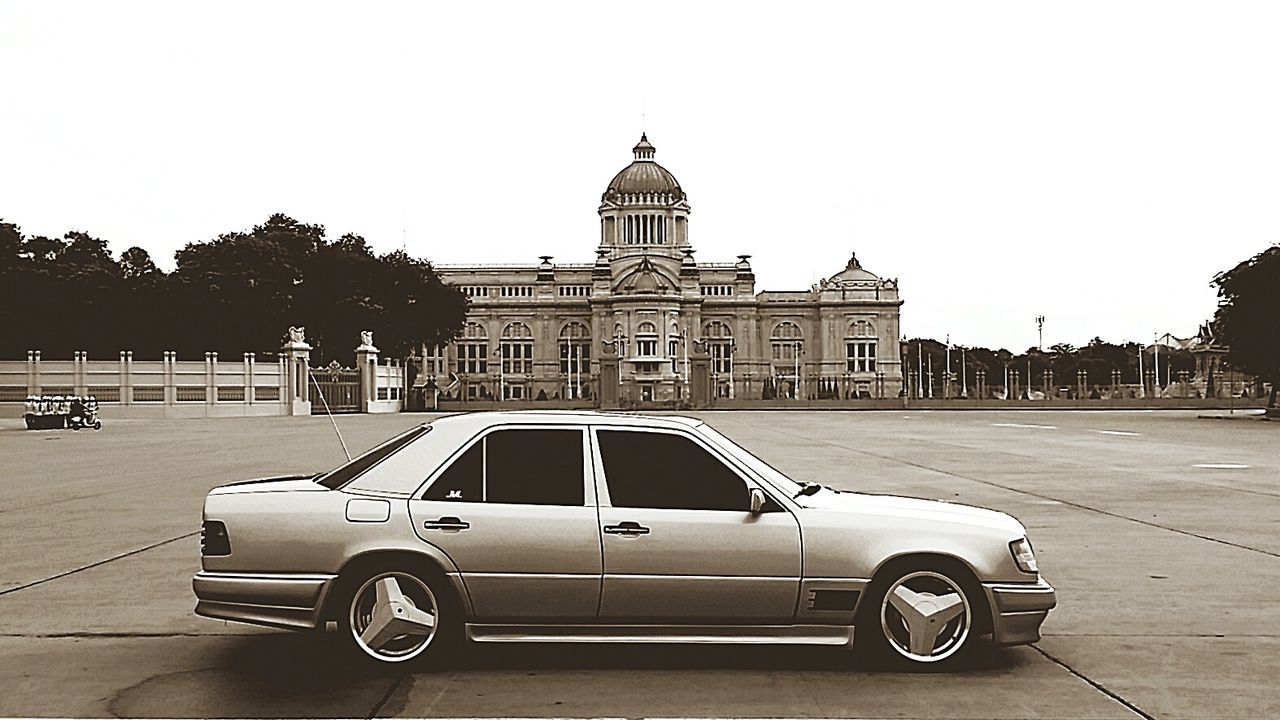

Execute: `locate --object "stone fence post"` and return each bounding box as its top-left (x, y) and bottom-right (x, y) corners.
top-left (356, 331), bottom-right (379, 413)
top-left (26, 350), bottom-right (41, 396)
top-left (281, 327), bottom-right (312, 416)
top-left (597, 340), bottom-right (619, 410)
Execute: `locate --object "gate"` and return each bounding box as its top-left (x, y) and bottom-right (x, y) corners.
top-left (312, 361), bottom-right (361, 413)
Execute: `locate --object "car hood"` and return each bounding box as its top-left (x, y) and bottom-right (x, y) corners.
top-left (208, 474), bottom-right (326, 495)
top-left (799, 491), bottom-right (1026, 535)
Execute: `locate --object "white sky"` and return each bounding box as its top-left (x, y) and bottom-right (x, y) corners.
top-left (3, 1), bottom-right (1278, 350)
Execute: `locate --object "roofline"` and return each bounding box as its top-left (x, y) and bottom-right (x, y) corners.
top-left (427, 409), bottom-right (704, 428)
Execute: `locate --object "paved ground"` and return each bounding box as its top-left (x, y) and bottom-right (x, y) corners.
top-left (0, 409), bottom-right (1276, 719)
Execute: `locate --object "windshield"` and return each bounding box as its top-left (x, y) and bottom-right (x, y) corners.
top-left (696, 423), bottom-right (804, 496)
top-left (315, 425), bottom-right (431, 489)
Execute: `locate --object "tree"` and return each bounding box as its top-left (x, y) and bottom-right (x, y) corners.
top-left (1213, 245), bottom-right (1280, 407)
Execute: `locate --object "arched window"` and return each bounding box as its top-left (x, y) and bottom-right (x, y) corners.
top-left (559, 322), bottom-right (592, 395)
top-left (849, 320), bottom-right (875, 337)
top-left (704, 321), bottom-right (734, 377)
top-left (636, 322), bottom-right (658, 357)
top-left (770, 321), bottom-right (803, 366)
top-left (500, 322), bottom-right (533, 375)
top-left (846, 320), bottom-right (877, 373)
top-left (457, 322), bottom-right (488, 375)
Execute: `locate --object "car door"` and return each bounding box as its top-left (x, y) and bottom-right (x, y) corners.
top-left (592, 426), bottom-right (802, 621)
top-left (408, 425), bottom-right (601, 620)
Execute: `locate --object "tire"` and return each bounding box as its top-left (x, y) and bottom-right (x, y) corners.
top-left (335, 564), bottom-right (460, 666)
top-left (858, 559), bottom-right (982, 668)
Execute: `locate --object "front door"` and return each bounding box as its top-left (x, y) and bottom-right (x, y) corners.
top-left (592, 427), bottom-right (802, 622)
top-left (408, 426), bottom-right (601, 620)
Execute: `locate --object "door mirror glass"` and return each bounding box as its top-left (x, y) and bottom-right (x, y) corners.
top-left (749, 488), bottom-right (765, 515)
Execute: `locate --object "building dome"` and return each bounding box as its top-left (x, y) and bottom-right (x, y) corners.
top-left (602, 134), bottom-right (685, 201)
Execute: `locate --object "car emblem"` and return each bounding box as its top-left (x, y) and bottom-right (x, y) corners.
top-left (446, 489), bottom-right (462, 499)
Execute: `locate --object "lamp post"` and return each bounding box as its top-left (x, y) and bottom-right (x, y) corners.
top-left (1035, 315), bottom-right (1045, 351)
top-left (944, 335), bottom-right (951, 400)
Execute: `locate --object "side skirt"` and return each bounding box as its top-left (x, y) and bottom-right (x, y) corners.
top-left (466, 623), bottom-right (855, 646)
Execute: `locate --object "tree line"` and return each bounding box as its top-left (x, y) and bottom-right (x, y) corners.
top-left (901, 337), bottom-right (1197, 390)
top-left (0, 214), bottom-right (468, 364)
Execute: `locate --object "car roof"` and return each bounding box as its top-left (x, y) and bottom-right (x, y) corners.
top-left (425, 410), bottom-right (705, 434)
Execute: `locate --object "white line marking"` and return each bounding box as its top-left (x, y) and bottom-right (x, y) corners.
top-left (1095, 430), bottom-right (1142, 436)
top-left (992, 423), bottom-right (1058, 429)
top-left (1193, 463), bottom-right (1250, 470)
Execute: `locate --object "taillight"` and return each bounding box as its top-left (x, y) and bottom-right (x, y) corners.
top-left (201, 520), bottom-right (231, 556)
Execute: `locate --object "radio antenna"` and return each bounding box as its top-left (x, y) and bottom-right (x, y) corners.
top-left (309, 367), bottom-right (351, 462)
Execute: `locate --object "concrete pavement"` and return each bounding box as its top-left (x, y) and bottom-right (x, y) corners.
top-left (0, 409), bottom-right (1275, 718)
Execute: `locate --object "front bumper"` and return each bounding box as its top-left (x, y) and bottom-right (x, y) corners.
top-left (193, 571), bottom-right (338, 631)
top-left (983, 577), bottom-right (1056, 646)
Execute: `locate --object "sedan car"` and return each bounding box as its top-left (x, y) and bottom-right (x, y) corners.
top-left (193, 411), bottom-right (1055, 666)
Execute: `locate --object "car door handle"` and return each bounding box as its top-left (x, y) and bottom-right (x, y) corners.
top-left (603, 521), bottom-right (650, 537)
top-left (423, 516), bottom-right (470, 531)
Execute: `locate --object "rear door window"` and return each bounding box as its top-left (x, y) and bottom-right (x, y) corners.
top-left (422, 428), bottom-right (585, 506)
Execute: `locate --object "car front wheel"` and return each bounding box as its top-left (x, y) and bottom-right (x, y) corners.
top-left (862, 565), bottom-right (979, 666)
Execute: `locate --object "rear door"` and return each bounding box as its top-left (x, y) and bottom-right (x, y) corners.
top-left (408, 425), bottom-right (601, 620)
top-left (591, 426), bottom-right (802, 621)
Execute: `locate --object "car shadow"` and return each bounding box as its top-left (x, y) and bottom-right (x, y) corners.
top-left (105, 631), bottom-right (1039, 718)
top-left (221, 630), bottom-right (1030, 678)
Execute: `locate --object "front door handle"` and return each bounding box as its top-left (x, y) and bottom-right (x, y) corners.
top-left (423, 516), bottom-right (470, 532)
top-left (603, 521), bottom-right (650, 537)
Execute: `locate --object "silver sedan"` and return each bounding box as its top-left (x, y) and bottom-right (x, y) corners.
top-left (193, 411), bottom-right (1055, 667)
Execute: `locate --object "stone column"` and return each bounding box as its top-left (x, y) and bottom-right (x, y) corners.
top-left (356, 331), bottom-right (379, 413)
top-left (120, 351), bottom-right (132, 405)
top-left (26, 350), bottom-right (41, 396)
top-left (163, 351), bottom-right (177, 406)
top-left (281, 327), bottom-right (312, 416)
top-left (598, 340), bottom-right (619, 410)
top-left (73, 351), bottom-right (88, 396)
top-left (205, 352), bottom-right (217, 405)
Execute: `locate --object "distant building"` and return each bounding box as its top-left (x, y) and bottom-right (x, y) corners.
top-left (430, 134), bottom-right (904, 403)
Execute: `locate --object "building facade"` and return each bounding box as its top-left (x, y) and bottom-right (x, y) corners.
top-left (431, 134), bottom-right (904, 404)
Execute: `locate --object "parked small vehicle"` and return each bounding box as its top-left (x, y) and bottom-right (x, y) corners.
top-left (24, 394), bottom-right (101, 431)
top-left (67, 395), bottom-right (101, 431)
top-left (194, 411), bottom-right (1055, 668)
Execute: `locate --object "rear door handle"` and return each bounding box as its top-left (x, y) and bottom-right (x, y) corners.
top-left (603, 521), bottom-right (650, 537)
top-left (423, 516), bottom-right (470, 532)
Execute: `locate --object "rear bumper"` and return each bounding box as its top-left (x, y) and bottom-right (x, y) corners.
top-left (193, 571), bottom-right (338, 631)
top-left (983, 578), bottom-right (1056, 646)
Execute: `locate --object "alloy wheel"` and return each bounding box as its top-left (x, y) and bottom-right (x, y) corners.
top-left (348, 572), bottom-right (438, 663)
top-left (879, 570), bottom-right (972, 663)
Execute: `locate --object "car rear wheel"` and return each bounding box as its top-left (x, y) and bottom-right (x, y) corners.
top-left (861, 564), bottom-right (980, 667)
top-left (339, 568), bottom-right (453, 665)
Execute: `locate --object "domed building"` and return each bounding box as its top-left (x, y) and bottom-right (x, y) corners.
top-left (430, 134), bottom-right (904, 404)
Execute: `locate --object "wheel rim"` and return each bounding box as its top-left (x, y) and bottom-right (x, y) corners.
top-left (879, 570), bottom-right (971, 663)
top-left (349, 572), bottom-right (438, 662)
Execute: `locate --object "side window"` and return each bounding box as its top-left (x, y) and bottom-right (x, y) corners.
top-left (486, 429), bottom-right (584, 506)
top-left (422, 428), bottom-right (585, 506)
top-left (597, 430), bottom-right (748, 511)
top-left (423, 441), bottom-right (482, 501)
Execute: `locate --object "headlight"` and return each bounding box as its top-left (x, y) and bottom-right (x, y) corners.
top-left (1010, 537), bottom-right (1038, 574)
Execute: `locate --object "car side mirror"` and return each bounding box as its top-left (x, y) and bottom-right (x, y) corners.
top-left (749, 488), bottom-right (765, 515)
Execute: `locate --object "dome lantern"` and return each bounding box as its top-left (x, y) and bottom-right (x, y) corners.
top-left (632, 133), bottom-right (656, 161)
